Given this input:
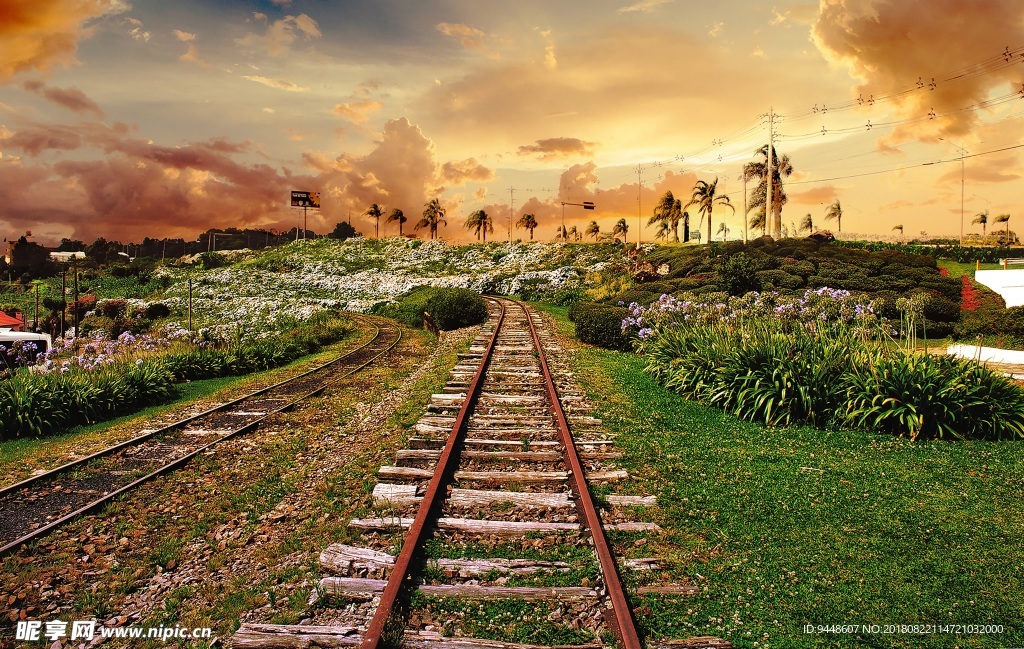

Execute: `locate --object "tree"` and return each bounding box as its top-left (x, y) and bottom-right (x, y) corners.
top-left (416, 199), bottom-right (447, 240)
top-left (554, 225), bottom-right (568, 241)
top-left (749, 208), bottom-right (767, 237)
top-left (465, 209), bottom-right (494, 242)
top-left (585, 221), bottom-right (600, 241)
top-left (717, 221), bottom-right (730, 241)
top-left (893, 224), bottom-right (904, 239)
top-left (568, 225), bottom-right (581, 242)
top-left (650, 191), bottom-right (684, 243)
top-left (328, 222), bottom-right (360, 240)
top-left (611, 218), bottom-right (629, 243)
top-left (973, 209), bottom-right (989, 238)
top-left (686, 177), bottom-right (734, 245)
top-left (654, 220), bottom-right (672, 241)
top-left (386, 208), bottom-right (408, 236)
top-left (800, 213), bottom-right (814, 234)
top-left (824, 199), bottom-right (843, 232)
top-left (995, 213), bottom-right (1011, 245)
top-left (364, 203), bottom-right (384, 238)
top-left (743, 145), bottom-right (793, 238)
top-left (516, 213), bottom-right (539, 240)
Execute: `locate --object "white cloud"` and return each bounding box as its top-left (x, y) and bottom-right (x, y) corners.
top-left (618, 0), bottom-right (674, 14)
top-left (242, 75), bottom-right (309, 92)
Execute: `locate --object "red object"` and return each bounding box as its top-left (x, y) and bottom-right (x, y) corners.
top-left (962, 275), bottom-right (980, 311)
top-left (0, 312), bottom-right (25, 331)
top-left (939, 267), bottom-right (949, 276)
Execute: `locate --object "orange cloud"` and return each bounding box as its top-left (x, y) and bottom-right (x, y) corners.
top-left (517, 137), bottom-right (596, 161)
top-left (242, 75), bottom-right (309, 92)
top-left (0, 0), bottom-right (125, 82)
top-left (441, 158), bottom-right (494, 185)
top-left (331, 99), bottom-right (384, 125)
top-left (812, 0), bottom-right (1024, 138)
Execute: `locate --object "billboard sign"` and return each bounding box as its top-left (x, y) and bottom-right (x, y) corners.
top-left (291, 191), bottom-right (321, 208)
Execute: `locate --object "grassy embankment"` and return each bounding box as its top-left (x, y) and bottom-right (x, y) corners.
top-left (538, 303), bottom-right (1024, 649)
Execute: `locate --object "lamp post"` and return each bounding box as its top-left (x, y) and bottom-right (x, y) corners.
top-left (939, 138), bottom-right (967, 245)
top-left (560, 201), bottom-right (595, 241)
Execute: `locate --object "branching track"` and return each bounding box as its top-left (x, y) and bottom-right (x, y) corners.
top-left (0, 315), bottom-right (401, 556)
top-left (231, 299), bottom-right (720, 649)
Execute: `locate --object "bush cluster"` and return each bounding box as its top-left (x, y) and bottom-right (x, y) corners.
top-left (0, 311), bottom-right (354, 440)
top-left (374, 286), bottom-right (488, 331)
top-left (634, 296), bottom-right (1024, 442)
top-left (568, 302), bottom-right (632, 351)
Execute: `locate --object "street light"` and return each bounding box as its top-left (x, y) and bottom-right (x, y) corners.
top-left (939, 137), bottom-right (967, 245)
top-left (560, 201), bottom-right (595, 240)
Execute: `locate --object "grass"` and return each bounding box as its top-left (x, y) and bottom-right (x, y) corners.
top-left (937, 259), bottom-right (1003, 279)
top-left (533, 302), bottom-right (1024, 649)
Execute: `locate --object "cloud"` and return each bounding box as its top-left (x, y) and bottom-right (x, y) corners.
top-left (937, 154), bottom-right (1021, 184)
top-left (21, 80), bottom-right (104, 116)
top-left (124, 17), bottom-right (150, 42)
top-left (517, 137), bottom-right (596, 161)
top-left (331, 99), bottom-right (384, 125)
top-left (235, 14), bottom-right (321, 56)
top-left (618, 0), bottom-right (674, 14)
top-left (242, 75), bottom-right (309, 92)
top-left (770, 4), bottom-right (818, 26)
top-left (436, 22), bottom-right (486, 50)
top-left (812, 0), bottom-right (1024, 137)
top-left (708, 21), bottom-right (724, 37)
top-left (441, 158), bottom-right (495, 185)
top-left (0, 0), bottom-right (127, 82)
top-left (172, 29), bottom-right (196, 42)
top-left (172, 29), bottom-right (210, 67)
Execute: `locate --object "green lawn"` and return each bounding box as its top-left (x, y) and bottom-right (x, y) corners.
top-left (937, 259), bottom-right (1003, 279)
top-left (536, 304), bottom-right (1024, 648)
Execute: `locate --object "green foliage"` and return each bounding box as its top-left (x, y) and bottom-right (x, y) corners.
top-left (845, 352), bottom-right (1024, 440)
top-left (567, 302), bottom-right (631, 351)
top-left (716, 253), bottom-right (761, 296)
top-left (424, 288), bottom-right (488, 330)
top-left (755, 269), bottom-right (803, 290)
top-left (375, 286), bottom-right (487, 331)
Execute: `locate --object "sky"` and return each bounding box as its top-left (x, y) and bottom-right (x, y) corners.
top-left (2, 0), bottom-right (1024, 246)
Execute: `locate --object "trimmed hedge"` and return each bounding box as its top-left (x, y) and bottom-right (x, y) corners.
top-left (374, 286), bottom-right (488, 331)
top-left (568, 302), bottom-right (632, 351)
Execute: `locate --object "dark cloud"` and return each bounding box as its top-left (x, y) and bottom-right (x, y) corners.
top-left (22, 80), bottom-right (104, 116)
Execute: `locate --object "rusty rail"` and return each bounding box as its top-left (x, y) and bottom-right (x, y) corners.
top-left (360, 299), bottom-right (506, 649)
top-left (515, 297), bottom-right (643, 649)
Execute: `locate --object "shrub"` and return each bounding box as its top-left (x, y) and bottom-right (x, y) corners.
top-left (145, 302), bottom-right (171, 319)
top-left (568, 302), bottom-right (632, 351)
top-left (718, 253), bottom-right (761, 296)
top-left (376, 286), bottom-right (436, 328)
top-left (756, 269), bottom-right (804, 290)
top-left (97, 298), bottom-right (128, 319)
top-left (424, 288), bottom-right (488, 330)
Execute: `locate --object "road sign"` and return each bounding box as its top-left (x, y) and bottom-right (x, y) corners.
top-left (291, 191), bottom-right (321, 208)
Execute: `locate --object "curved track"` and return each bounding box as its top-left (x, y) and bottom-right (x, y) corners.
top-left (0, 315), bottom-right (402, 556)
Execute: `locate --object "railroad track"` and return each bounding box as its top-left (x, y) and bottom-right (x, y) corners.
top-left (0, 315), bottom-right (402, 556)
top-left (232, 299), bottom-right (725, 649)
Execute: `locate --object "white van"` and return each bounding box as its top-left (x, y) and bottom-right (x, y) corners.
top-left (0, 328), bottom-right (52, 361)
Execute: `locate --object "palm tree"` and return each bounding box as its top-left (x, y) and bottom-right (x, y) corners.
top-left (800, 213), bottom-right (814, 234)
top-left (416, 198), bottom-right (447, 240)
top-left (364, 203), bottom-right (384, 238)
top-left (465, 209), bottom-right (494, 242)
top-left (893, 224), bottom-right (904, 240)
top-left (824, 199), bottom-right (843, 232)
top-left (749, 208), bottom-right (767, 236)
top-left (585, 221), bottom-right (600, 241)
top-left (566, 225), bottom-right (579, 242)
top-left (386, 208), bottom-right (407, 236)
top-left (654, 220), bottom-right (672, 241)
top-left (973, 210), bottom-right (989, 238)
top-left (611, 218), bottom-right (629, 244)
top-left (995, 213), bottom-right (1011, 245)
top-left (717, 221), bottom-right (730, 241)
top-left (686, 177), bottom-right (734, 245)
top-left (650, 191), bottom-right (684, 243)
top-left (516, 213), bottom-right (539, 240)
top-left (743, 145), bottom-right (793, 238)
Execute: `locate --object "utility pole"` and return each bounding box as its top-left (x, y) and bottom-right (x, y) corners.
top-left (635, 164), bottom-right (644, 249)
top-left (767, 107), bottom-right (776, 239)
top-left (72, 256), bottom-right (79, 339)
top-left (33, 281), bottom-right (40, 332)
top-left (508, 186), bottom-right (516, 243)
top-left (60, 268), bottom-right (66, 338)
top-left (743, 174), bottom-right (748, 244)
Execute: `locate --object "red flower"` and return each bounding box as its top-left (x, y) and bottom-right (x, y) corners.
top-left (961, 275), bottom-right (980, 311)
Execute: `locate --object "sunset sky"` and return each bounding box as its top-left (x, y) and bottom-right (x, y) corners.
top-left (3, 0), bottom-right (1024, 246)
